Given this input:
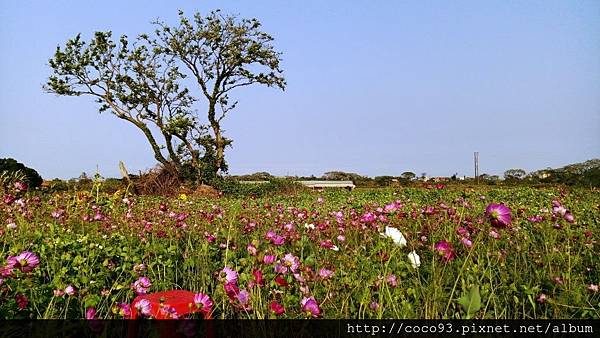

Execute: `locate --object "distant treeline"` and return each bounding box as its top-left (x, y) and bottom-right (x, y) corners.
top-left (232, 159), bottom-right (600, 188)
top-left (2, 158), bottom-right (598, 195)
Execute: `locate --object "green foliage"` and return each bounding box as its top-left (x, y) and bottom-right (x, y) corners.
top-left (458, 285), bottom-right (482, 318)
top-left (0, 158), bottom-right (43, 189)
top-left (0, 186), bottom-right (598, 319)
top-left (373, 176), bottom-right (396, 187)
top-left (211, 177), bottom-right (302, 197)
top-left (504, 168), bottom-right (527, 181)
top-left (529, 159), bottom-right (600, 187)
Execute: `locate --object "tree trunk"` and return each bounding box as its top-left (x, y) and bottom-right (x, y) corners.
top-left (208, 101), bottom-right (224, 176)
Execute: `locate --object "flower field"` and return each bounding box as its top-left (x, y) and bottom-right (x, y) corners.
top-left (1, 184), bottom-right (598, 319)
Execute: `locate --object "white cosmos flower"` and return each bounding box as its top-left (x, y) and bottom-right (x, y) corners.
top-left (380, 226), bottom-right (407, 247)
top-left (408, 250), bottom-right (421, 268)
top-left (304, 223), bottom-right (315, 230)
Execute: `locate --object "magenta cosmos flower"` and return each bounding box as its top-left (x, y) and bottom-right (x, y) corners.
top-left (193, 293), bottom-right (213, 316)
top-left (301, 297), bottom-right (321, 318)
top-left (263, 255), bottom-right (276, 264)
top-left (434, 240), bottom-right (456, 262)
top-left (14, 251), bottom-right (40, 273)
top-left (115, 303), bottom-right (132, 318)
top-left (86, 307), bottom-right (97, 320)
top-left (15, 294), bottom-right (28, 309)
top-left (132, 277), bottom-right (152, 295)
top-left (485, 203), bottom-right (512, 228)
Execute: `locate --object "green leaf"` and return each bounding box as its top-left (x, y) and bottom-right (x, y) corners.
top-left (458, 285), bottom-right (481, 317)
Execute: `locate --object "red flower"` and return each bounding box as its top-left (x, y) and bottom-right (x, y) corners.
top-left (15, 294), bottom-right (28, 310)
top-left (252, 269), bottom-right (264, 287)
top-left (269, 301), bottom-right (285, 316)
top-left (274, 275), bottom-right (289, 287)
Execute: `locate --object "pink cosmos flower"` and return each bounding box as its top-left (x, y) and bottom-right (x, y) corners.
top-left (64, 285), bottom-right (76, 296)
top-left (588, 284), bottom-right (599, 293)
top-left (271, 235), bottom-right (285, 246)
top-left (299, 284), bottom-right (310, 295)
top-left (236, 290), bottom-right (251, 308)
top-left (456, 227), bottom-right (470, 237)
top-left (301, 297), bottom-right (321, 318)
top-left (263, 255), bottom-right (276, 265)
top-left (360, 212), bottom-right (376, 223)
top-left (221, 267), bottom-right (238, 285)
top-left (537, 293), bottom-right (547, 304)
top-left (265, 230), bottom-right (276, 240)
top-left (460, 237), bottom-right (473, 248)
top-left (51, 209), bottom-right (65, 219)
top-left (193, 293), bottom-right (213, 316)
top-left (552, 204), bottom-right (567, 216)
top-left (269, 301), bottom-right (285, 315)
top-left (14, 181), bottom-right (28, 191)
top-left (293, 272), bottom-right (306, 284)
top-left (553, 276), bottom-right (564, 285)
top-left (280, 253), bottom-right (300, 274)
top-left (434, 240), bottom-right (456, 262)
top-left (386, 274), bottom-right (398, 288)
top-left (485, 203), bottom-right (512, 228)
top-left (160, 304), bottom-right (179, 319)
top-left (527, 215), bottom-right (543, 223)
top-left (247, 243), bottom-right (257, 256)
top-left (204, 232), bottom-right (216, 243)
top-left (14, 251), bottom-right (39, 273)
top-left (132, 277), bottom-right (152, 295)
top-left (319, 268), bottom-right (334, 279)
top-left (384, 203), bottom-right (398, 213)
top-left (135, 299), bottom-right (152, 317)
top-left (283, 223), bottom-right (295, 231)
top-left (564, 212), bottom-right (574, 223)
top-left (489, 229), bottom-right (501, 239)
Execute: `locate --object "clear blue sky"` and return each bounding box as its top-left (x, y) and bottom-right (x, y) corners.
top-left (1, 0), bottom-right (598, 179)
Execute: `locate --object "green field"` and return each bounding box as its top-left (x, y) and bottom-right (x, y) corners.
top-left (1, 185), bottom-right (598, 319)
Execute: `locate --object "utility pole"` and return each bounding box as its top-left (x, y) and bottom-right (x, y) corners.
top-left (474, 152), bottom-right (479, 184)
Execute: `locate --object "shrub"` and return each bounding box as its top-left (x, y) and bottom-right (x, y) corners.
top-left (211, 177), bottom-right (303, 197)
top-left (0, 158), bottom-right (43, 189)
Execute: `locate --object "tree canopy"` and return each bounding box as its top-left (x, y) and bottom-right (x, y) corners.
top-left (45, 10), bottom-right (285, 182)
